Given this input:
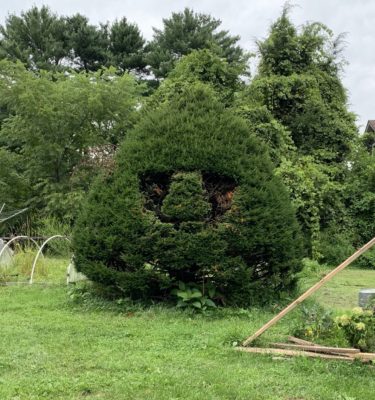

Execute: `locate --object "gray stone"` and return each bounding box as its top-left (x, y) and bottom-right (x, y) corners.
top-left (358, 289), bottom-right (375, 308)
top-left (0, 239), bottom-right (13, 267)
top-left (66, 261), bottom-right (87, 284)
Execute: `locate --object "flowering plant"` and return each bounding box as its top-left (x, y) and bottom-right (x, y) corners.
top-left (335, 307), bottom-right (375, 351)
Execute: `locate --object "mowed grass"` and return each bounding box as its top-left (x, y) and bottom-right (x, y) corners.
top-left (1, 259), bottom-right (375, 400)
top-left (302, 266), bottom-right (375, 311)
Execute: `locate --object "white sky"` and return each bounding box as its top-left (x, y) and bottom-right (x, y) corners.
top-left (1, 0), bottom-right (373, 130)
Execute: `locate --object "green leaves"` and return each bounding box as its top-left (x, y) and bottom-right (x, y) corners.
top-left (0, 6), bottom-right (66, 70)
top-left (161, 172), bottom-right (211, 222)
top-left (173, 282), bottom-right (217, 312)
top-left (73, 82), bottom-right (303, 305)
top-left (240, 9), bottom-right (358, 260)
top-left (336, 308), bottom-right (375, 352)
top-left (0, 61), bottom-right (140, 222)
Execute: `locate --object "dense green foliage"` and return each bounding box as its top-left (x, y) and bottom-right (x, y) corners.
top-left (73, 83), bottom-right (303, 305)
top-left (0, 6), bottom-right (247, 78)
top-left (345, 142), bottom-right (375, 268)
top-left (336, 308), bottom-right (375, 352)
top-left (0, 60), bottom-right (139, 223)
top-left (1, 4), bottom-right (373, 299)
top-left (0, 6), bottom-right (67, 70)
top-left (237, 8), bottom-right (359, 259)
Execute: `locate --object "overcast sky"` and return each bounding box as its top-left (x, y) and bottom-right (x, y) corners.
top-left (1, 0), bottom-right (373, 130)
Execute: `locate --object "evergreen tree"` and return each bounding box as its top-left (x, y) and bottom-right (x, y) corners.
top-left (108, 17), bottom-right (146, 72)
top-left (150, 49), bottom-right (244, 106)
top-left (0, 6), bottom-right (66, 70)
top-left (250, 8), bottom-right (356, 162)
top-left (64, 14), bottom-right (108, 71)
top-left (146, 8), bottom-right (249, 78)
top-left (0, 7), bottom-right (147, 73)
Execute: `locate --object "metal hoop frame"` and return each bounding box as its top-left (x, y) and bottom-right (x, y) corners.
top-left (0, 236), bottom-right (43, 262)
top-left (29, 235), bottom-right (71, 284)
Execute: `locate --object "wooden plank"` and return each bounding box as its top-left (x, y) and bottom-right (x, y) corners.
top-left (353, 352), bottom-right (375, 361)
top-left (286, 337), bottom-right (370, 358)
top-left (271, 342), bottom-right (359, 355)
top-left (242, 237), bottom-right (375, 346)
top-left (287, 336), bottom-right (316, 346)
top-left (236, 347), bottom-right (354, 361)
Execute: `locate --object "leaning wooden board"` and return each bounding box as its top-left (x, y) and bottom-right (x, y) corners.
top-left (242, 237), bottom-right (375, 346)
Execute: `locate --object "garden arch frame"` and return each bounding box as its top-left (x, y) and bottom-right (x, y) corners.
top-left (29, 235), bottom-right (71, 284)
top-left (0, 236), bottom-right (43, 262)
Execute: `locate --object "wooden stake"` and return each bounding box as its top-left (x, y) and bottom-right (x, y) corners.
top-left (242, 237), bottom-right (375, 347)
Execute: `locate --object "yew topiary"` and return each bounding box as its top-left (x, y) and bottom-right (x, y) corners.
top-left (73, 83), bottom-right (303, 306)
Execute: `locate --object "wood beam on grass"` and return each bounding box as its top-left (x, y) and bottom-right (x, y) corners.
top-left (352, 352), bottom-right (375, 361)
top-left (270, 342), bottom-right (360, 355)
top-left (236, 347), bottom-right (355, 362)
top-left (287, 336), bottom-right (316, 346)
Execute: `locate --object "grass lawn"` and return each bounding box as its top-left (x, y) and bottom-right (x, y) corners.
top-left (1, 258), bottom-right (375, 399)
top-left (298, 264), bottom-right (375, 311)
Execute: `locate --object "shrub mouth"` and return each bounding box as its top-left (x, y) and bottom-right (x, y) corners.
top-left (140, 171), bottom-right (236, 223)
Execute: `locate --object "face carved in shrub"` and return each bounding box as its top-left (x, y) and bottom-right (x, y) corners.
top-left (141, 171), bottom-right (236, 225)
top-left (139, 171), bottom-right (238, 284)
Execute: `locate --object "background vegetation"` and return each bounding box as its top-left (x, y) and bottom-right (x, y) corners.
top-left (1, 5), bottom-right (372, 269)
top-left (1, 5), bottom-right (375, 396)
top-left (0, 5), bottom-right (374, 301)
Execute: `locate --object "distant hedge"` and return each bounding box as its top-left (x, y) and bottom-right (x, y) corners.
top-left (73, 83), bottom-right (303, 306)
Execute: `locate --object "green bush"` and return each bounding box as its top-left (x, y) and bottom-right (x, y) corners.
top-left (317, 228), bottom-right (355, 267)
top-left (355, 247), bottom-right (375, 269)
top-left (336, 308), bottom-right (375, 352)
top-left (73, 83), bottom-right (303, 306)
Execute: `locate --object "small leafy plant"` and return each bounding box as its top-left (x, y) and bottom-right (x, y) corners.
top-left (293, 303), bottom-right (346, 345)
top-left (172, 281), bottom-right (217, 311)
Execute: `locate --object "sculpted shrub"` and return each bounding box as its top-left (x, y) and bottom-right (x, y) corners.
top-left (73, 83), bottom-right (303, 306)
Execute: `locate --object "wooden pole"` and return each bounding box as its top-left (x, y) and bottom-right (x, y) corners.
top-left (242, 236), bottom-right (375, 347)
